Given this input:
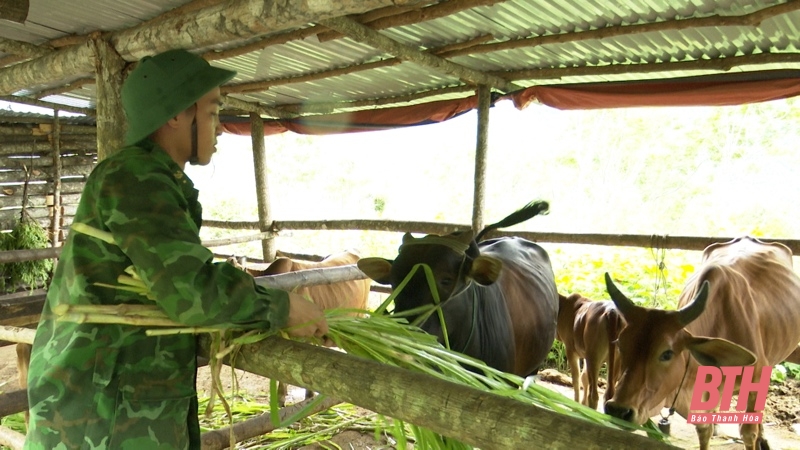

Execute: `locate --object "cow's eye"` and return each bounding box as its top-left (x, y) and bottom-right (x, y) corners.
top-left (659, 350), bottom-right (674, 362)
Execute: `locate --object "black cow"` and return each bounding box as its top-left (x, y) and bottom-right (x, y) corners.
top-left (358, 201), bottom-right (558, 376)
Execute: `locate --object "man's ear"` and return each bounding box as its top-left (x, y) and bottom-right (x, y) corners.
top-left (357, 258), bottom-right (393, 285)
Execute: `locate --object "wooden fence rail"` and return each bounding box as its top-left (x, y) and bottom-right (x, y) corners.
top-left (202, 219), bottom-right (800, 254)
top-left (3, 220), bottom-right (799, 264)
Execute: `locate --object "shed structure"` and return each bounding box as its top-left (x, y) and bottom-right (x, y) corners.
top-left (2, 1), bottom-right (800, 449)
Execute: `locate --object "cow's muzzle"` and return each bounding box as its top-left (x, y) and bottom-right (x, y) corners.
top-left (605, 401), bottom-right (635, 423)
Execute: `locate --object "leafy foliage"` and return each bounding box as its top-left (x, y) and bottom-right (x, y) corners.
top-left (771, 362), bottom-right (800, 384)
top-left (0, 218), bottom-right (54, 293)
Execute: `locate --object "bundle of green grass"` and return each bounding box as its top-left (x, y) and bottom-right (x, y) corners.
top-left (0, 218), bottom-right (53, 293)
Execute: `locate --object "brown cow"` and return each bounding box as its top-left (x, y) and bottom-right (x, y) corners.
top-left (604, 236), bottom-right (800, 450)
top-left (556, 293), bottom-right (623, 409)
top-left (233, 249), bottom-right (370, 405)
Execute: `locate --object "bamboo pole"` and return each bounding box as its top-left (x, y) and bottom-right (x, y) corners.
top-left (471, 84), bottom-right (490, 233)
top-left (250, 112), bottom-right (276, 262)
top-left (200, 396), bottom-right (341, 450)
top-left (201, 336), bottom-right (678, 450)
top-left (253, 265), bottom-right (367, 291)
top-left (0, 326), bottom-right (36, 345)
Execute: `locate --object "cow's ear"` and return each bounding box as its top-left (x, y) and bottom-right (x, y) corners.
top-left (469, 255), bottom-right (503, 285)
top-left (358, 258), bottom-right (393, 285)
top-left (686, 336), bottom-right (757, 367)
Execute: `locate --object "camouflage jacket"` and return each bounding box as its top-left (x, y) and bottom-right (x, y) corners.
top-left (25, 140), bottom-right (289, 450)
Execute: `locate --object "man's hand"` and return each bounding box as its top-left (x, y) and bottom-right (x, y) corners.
top-left (285, 293), bottom-right (331, 344)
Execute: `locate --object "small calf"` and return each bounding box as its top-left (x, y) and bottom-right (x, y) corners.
top-left (557, 293), bottom-right (623, 409)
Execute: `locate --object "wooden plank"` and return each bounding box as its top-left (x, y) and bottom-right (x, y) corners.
top-left (0, 292), bottom-right (46, 328)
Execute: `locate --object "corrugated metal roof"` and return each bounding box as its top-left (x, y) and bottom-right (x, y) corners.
top-left (1, 0), bottom-right (798, 117)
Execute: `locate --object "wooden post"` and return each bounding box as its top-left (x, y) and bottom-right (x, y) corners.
top-left (472, 84), bottom-right (490, 233)
top-left (92, 38), bottom-right (126, 161)
top-left (250, 112), bottom-right (275, 261)
top-left (51, 109), bottom-right (62, 246)
top-left (201, 336), bottom-right (678, 450)
top-left (0, 389), bottom-right (28, 418)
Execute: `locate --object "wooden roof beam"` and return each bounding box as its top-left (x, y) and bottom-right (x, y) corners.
top-left (33, 78), bottom-right (95, 99)
top-left (318, 16), bottom-right (520, 93)
top-left (203, 2), bottom-right (433, 61)
top-left (0, 37), bottom-right (52, 59)
top-left (277, 85), bottom-right (475, 115)
top-left (0, 0), bottom-right (432, 96)
top-left (221, 34), bottom-right (493, 94)
top-left (497, 52), bottom-right (800, 81)
top-left (316, 0), bottom-right (506, 43)
top-left (222, 96), bottom-right (297, 120)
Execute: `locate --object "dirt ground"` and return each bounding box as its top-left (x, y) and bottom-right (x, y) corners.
top-left (3, 345), bottom-right (800, 449)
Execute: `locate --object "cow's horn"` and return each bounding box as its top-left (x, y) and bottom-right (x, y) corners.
top-left (604, 273), bottom-right (637, 317)
top-left (676, 281), bottom-right (710, 326)
top-left (402, 232), bottom-right (415, 245)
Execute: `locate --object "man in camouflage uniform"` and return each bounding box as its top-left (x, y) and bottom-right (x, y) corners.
top-left (24, 49), bottom-right (329, 450)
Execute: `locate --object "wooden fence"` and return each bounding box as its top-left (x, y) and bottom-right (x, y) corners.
top-left (0, 116), bottom-right (97, 239)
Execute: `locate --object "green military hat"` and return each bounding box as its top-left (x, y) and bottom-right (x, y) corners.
top-left (121, 49), bottom-right (236, 145)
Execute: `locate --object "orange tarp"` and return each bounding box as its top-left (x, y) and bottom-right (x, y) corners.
top-left (222, 95), bottom-right (478, 137)
top-left (222, 70), bottom-right (800, 136)
top-left (508, 73), bottom-right (800, 110)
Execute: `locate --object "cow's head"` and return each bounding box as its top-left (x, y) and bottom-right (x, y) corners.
top-left (602, 273), bottom-right (756, 424)
top-left (358, 231), bottom-right (503, 322)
